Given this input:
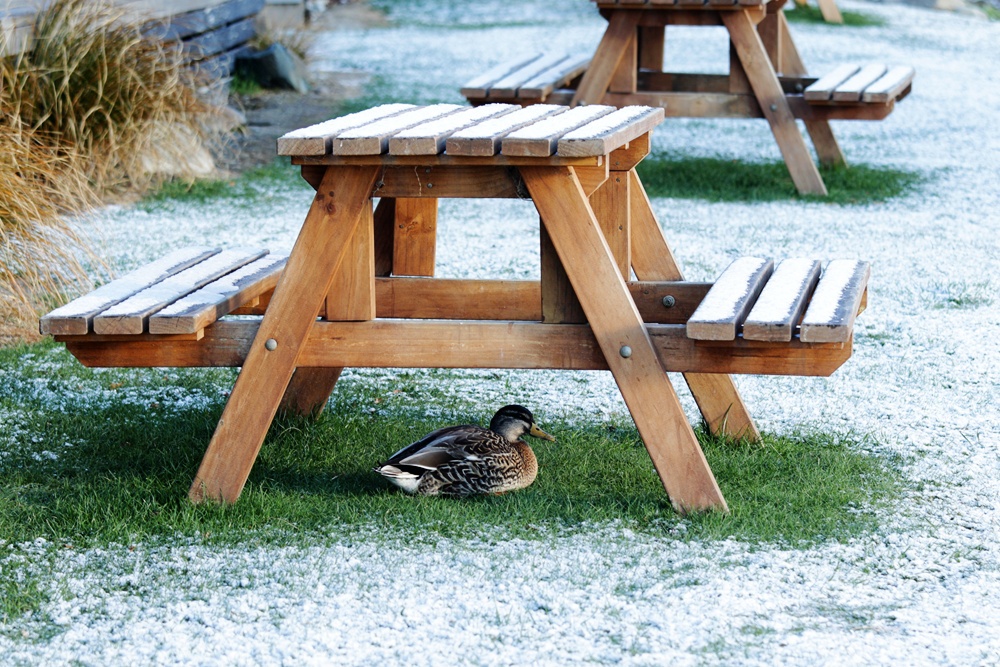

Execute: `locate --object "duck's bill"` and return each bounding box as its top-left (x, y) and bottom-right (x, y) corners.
top-left (529, 424), bottom-right (556, 441)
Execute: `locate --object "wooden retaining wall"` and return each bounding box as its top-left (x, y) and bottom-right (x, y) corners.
top-left (1, 0), bottom-right (266, 77)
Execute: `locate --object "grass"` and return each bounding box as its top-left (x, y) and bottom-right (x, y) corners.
top-left (783, 4), bottom-right (886, 27)
top-left (140, 159), bottom-right (307, 208)
top-left (0, 340), bottom-right (903, 556)
top-left (636, 154), bottom-right (921, 204)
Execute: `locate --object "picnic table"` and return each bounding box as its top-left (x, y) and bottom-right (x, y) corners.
top-left (462, 0), bottom-right (914, 196)
top-left (41, 103), bottom-right (870, 514)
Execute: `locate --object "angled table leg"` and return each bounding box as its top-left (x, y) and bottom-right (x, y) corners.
top-left (627, 170), bottom-right (760, 442)
top-left (190, 165), bottom-right (379, 503)
top-left (572, 10), bottom-right (641, 106)
top-left (723, 10), bottom-right (827, 196)
top-left (522, 165), bottom-right (727, 514)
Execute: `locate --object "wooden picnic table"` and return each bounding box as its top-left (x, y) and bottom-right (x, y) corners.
top-left (463, 0), bottom-right (914, 196)
top-left (44, 103), bottom-right (869, 514)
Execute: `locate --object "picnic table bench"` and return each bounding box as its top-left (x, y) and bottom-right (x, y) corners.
top-left (462, 0), bottom-right (914, 196)
top-left (43, 103), bottom-right (870, 514)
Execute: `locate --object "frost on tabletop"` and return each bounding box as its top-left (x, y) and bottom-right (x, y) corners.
top-left (154, 254), bottom-right (288, 317)
top-left (336, 104), bottom-right (465, 139)
top-left (745, 258), bottom-right (820, 322)
top-left (392, 104), bottom-right (518, 139)
top-left (503, 105), bottom-right (616, 141)
top-left (447, 104), bottom-right (566, 139)
top-left (558, 106), bottom-right (658, 141)
top-left (278, 104), bottom-right (414, 140)
top-left (803, 259), bottom-right (866, 324)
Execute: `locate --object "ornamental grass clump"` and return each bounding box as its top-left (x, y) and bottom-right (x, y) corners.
top-left (0, 0), bottom-right (225, 340)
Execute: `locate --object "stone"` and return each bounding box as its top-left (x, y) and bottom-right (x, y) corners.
top-left (235, 43), bottom-right (310, 94)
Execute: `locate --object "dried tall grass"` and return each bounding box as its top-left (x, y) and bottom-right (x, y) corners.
top-left (1, 0), bottom-right (226, 341)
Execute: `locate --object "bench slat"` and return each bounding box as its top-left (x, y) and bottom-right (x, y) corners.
top-left (518, 54), bottom-right (592, 100)
top-left (39, 247), bottom-right (220, 336)
top-left (388, 104), bottom-right (518, 156)
top-left (445, 105), bottom-right (568, 157)
top-left (331, 104), bottom-right (466, 156)
top-left (148, 253), bottom-right (288, 335)
top-left (686, 257), bottom-right (773, 340)
top-left (557, 106), bottom-right (664, 157)
top-left (742, 258), bottom-right (821, 342)
top-left (800, 260), bottom-right (870, 343)
top-left (501, 105), bottom-right (617, 157)
top-left (277, 104), bottom-right (415, 156)
top-left (488, 52), bottom-right (574, 98)
top-left (831, 64), bottom-right (888, 102)
top-left (93, 248), bottom-right (268, 335)
top-left (861, 65), bottom-right (915, 103)
top-left (803, 64), bottom-right (860, 102)
top-left (460, 53), bottom-right (543, 98)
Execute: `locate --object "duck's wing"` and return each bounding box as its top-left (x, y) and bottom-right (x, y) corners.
top-left (381, 425), bottom-right (480, 469)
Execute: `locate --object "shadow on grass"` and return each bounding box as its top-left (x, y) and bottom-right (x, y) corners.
top-left (0, 366), bottom-right (904, 551)
top-left (636, 155), bottom-right (921, 204)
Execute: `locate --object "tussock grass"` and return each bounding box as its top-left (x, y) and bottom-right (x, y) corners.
top-left (636, 154), bottom-right (921, 203)
top-left (0, 0), bottom-right (225, 341)
top-left (0, 341), bottom-right (903, 553)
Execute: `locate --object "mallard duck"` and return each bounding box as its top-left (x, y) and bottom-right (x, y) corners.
top-left (373, 405), bottom-right (555, 497)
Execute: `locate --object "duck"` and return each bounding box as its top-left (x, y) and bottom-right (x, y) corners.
top-left (373, 405), bottom-right (555, 497)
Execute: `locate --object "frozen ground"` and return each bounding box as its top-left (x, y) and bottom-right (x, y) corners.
top-left (2, 0), bottom-right (999, 663)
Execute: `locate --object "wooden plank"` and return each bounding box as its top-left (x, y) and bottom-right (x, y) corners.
top-left (832, 64), bottom-right (888, 102)
top-left (518, 54), bottom-right (592, 100)
top-left (460, 53), bottom-right (544, 98)
top-left (40, 246), bottom-right (220, 336)
top-left (523, 164), bottom-right (728, 514)
top-left (387, 104), bottom-right (517, 155)
top-left (742, 258), bottom-right (821, 341)
top-left (589, 169), bottom-right (631, 279)
top-left (800, 260), bottom-right (870, 343)
top-left (375, 166), bottom-right (523, 199)
top-left (189, 165), bottom-right (380, 504)
top-left (556, 106), bottom-right (664, 157)
top-left (572, 10), bottom-right (642, 106)
top-left (279, 367), bottom-right (343, 418)
top-left (488, 52), bottom-right (577, 98)
top-left (331, 105), bottom-right (466, 156)
top-left (637, 25), bottom-right (665, 70)
top-left (444, 105), bottom-right (569, 157)
top-left (94, 248), bottom-right (268, 335)
top-left (327, 200), bottom-right (376, 320)
top-left (294, 152), bottom-right (603, 168)
top-left (182, 16), bottom-right (255, 60)
top-left (609, 29), bottom-right (638, 93)
top-left (393, 198), bottom-right (438, 277)
top-left (540, 222), bottom-right (586, 324)
top-left (278, 104), bottom-right (415, 156)
top-left (148, 253), bottom-right (287, 334)
top-left (64, 319), bottom-right (852, 377)
top-left (627, 170), bottom-right (759, 441)
top-left (816, 0), bottom-right (844, 24)
top-left (803, 63), bottom-right (860, 102)
top-left (148, 0), bottom-right (264, 41)
top-left (687, 257), bottom-right (773, 340)
top-left (861, 66), bottom-right (915, 103)
top-left (502, 105), bottom-right (617, 157)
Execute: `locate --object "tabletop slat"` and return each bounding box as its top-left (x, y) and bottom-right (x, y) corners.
top-left (93, 248), bottom-right (268, 335)
top-left (861, 66), bottom-right (915, 103)
top-left (445, 105), bottom-right (569, 156)
top-left (388, 104), bottom-right (518, 156)
top-left (277, 104), bottom-right (415, 156)
top-left (488, 52), bottom-right (574, 98)
top-left (460, 53), bottom-right (544, 98)
top-left (39, 247), bottom-right (220, 336)
top-left (502, 105), bottom-right (617, 157)
top-left (148, 253), bottom-right (289, 335)
top-left (799, 260), bottom-right (870, 343)
top-left (831, 64), bottom-right (888, 102)
top-left (742, 258), bottom-right (821, 342)
top-left (518, 54), bottom-right (592, 100)
top-left (803, 64), bottom-right (860, 102)
top-left (557, 106), bottom-right (664, 157)
top-left (331, 104), bottom-right (466, 156)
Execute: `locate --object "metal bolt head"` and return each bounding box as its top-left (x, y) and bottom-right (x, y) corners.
top-left (769, 103), bottom-right (778, 112)
top-left (619, 345), bottom-right (632, 358)
top-left (662, 295), bottom-right (676, 308)
top-left (265, 338), bottom-right (278, 351)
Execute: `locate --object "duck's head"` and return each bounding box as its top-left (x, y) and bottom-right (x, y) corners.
top-left (489, 405), bottom-right (555, 443)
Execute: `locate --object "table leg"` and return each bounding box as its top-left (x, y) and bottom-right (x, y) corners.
top-left (722, 10), bottom-right (827, 196)
top-left (627, 169), bottom-right (760, 442)
top-left (189, 165), bottom-right (379, 503)
top-left (522, 165), bottom-right (727, 514)
top-left (279, 367), bottom-right (344, 418)
top-left (572, 11), bottom-right (641, 106)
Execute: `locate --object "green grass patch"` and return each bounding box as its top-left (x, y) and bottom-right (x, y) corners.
top-left (229, 71), bottom-right (263, 96)
top-left (636, 154), bottom-right (921, 203)
top-left (1, 340), bottom-right (903, 554)
top-left (783, 4), bottom-right (886, 27)
top-left (141, 158), bottom-right (308, 206)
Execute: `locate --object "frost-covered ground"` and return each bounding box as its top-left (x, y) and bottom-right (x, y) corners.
top-left (3, 0), bottom-right (1000, 663)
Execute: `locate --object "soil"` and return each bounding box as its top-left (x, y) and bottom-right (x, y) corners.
top-left (217, 1), bottom-right (389, 174)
